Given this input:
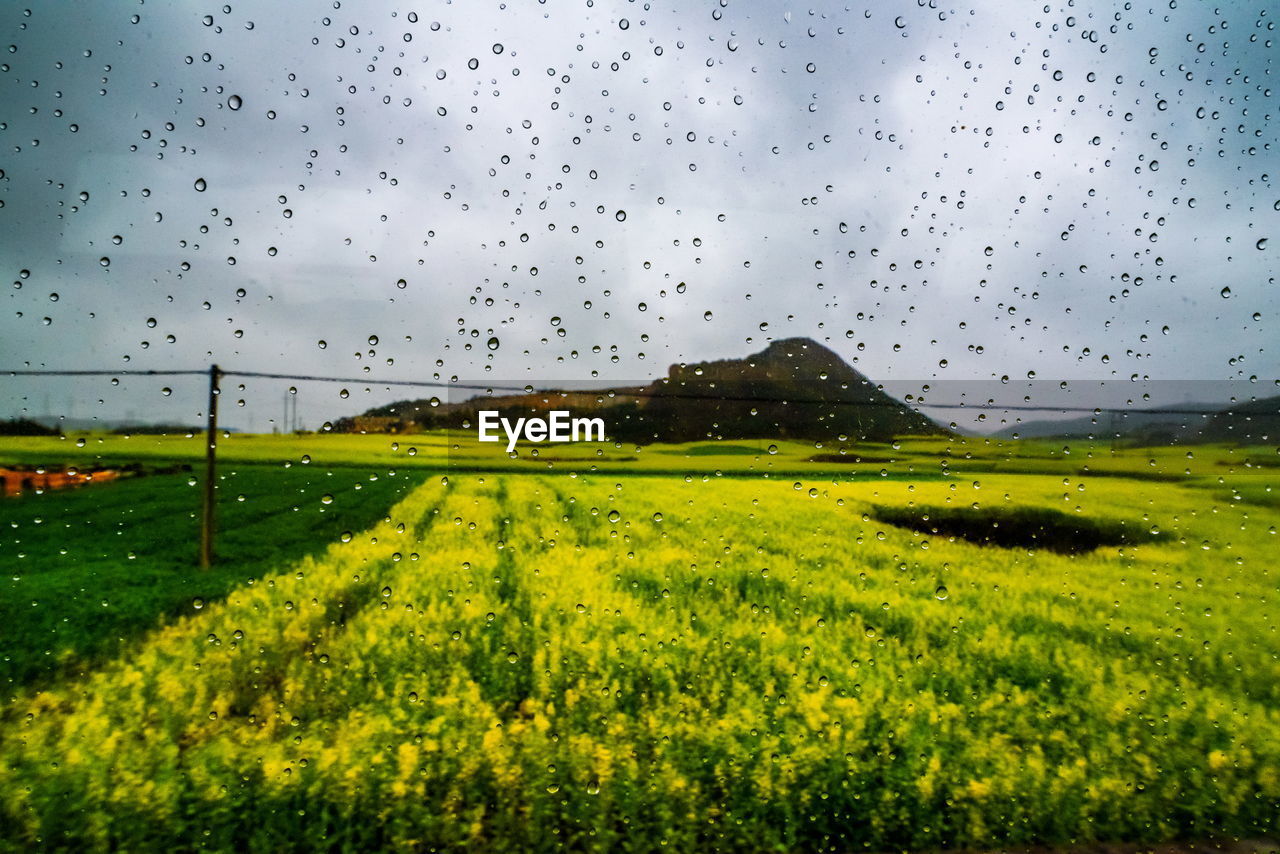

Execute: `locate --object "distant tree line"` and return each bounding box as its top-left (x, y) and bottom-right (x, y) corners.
top-left (0, 419), bottom-right (61, 436)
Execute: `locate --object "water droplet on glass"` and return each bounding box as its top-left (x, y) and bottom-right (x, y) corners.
top-left (194, 178), bottom-right (207, 192)
top-left (935, 586), bottom-right (948, 601)
top-left (227, 94), bottom-right (242, 110)
top-left (321, 494), bottom-right (334, 505)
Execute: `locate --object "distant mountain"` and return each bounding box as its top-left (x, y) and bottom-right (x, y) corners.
top-left (1199, 394), bottom-right (1280, 443)
top-left (991, 395), bottom-right (1280, 444)
top-left (990, 404), bottom-right (1222, 442)
top-left (339, 337), bottom-right (946, 443)
top-left (621, 337), bottom-right (942, 442)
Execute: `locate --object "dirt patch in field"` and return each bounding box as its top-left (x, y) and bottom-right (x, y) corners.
top-left (809, 453), bottom-right (898, 463)
top-left (678, 444), bottom-right (771, 456)
top-left (523, 454), bottom-right (639, 463)
top-left (868, 503), bottom-right (1167, 554)
top-left (937, 839), bottom-right (1277, 854)
top-left (0, 463), bottom-right (192, 497)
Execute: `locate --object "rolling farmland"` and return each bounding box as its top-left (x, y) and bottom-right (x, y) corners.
top-left (1, 437), bottom-right (1277, 850)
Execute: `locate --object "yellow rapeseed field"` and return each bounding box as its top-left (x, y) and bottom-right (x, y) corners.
top-left (2, 470), bottom-right (1278, 851)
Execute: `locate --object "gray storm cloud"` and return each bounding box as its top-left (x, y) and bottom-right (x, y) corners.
top-left (1, 0), bottom-right (1274, 431)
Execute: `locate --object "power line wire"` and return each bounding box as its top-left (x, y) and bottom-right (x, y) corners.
top-left (4, 369), bottom-right (207, 377)
top-left (1, 366), bottom-right (1264, 417)
top-left (218, 370), bottom-right (1246, 416)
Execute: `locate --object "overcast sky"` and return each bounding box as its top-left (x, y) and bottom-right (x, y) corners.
top-left (1, 1), bottom-right (1275, 432)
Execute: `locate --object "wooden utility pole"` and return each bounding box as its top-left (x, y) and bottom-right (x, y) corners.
top-left (199, 364), bottom-right (221, 568)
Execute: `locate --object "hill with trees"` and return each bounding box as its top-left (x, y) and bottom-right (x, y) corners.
top-left (336, 337), bottom-right (945, 443)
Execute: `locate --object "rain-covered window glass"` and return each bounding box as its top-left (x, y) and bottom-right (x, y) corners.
top-left (1, 2), bottom-right (1277, 851)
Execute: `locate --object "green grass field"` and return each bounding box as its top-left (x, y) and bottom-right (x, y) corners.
top-left (1, 433), bottom-right (1277, 851)
top-left (0, 462), bottom-right (429, 692)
